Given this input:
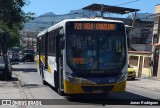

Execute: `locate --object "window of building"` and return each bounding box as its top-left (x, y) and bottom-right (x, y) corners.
top-left (129, 56), bottom-right (138, 66)
top-left (140, 29), bottom-right (150, 44)
top-left (143, 57), bottom-right (151, 68)
top-left (153, 34), bottom-right (158, 44)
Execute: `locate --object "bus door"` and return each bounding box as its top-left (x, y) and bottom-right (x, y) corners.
top-left (56, 33), bottom-right (64, 91)
top-left (44, 33), bottom-right (48, 70)
top-left (38, 37), bottom-right (42, 75)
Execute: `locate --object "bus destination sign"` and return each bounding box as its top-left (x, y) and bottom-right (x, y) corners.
top-left (74, 23), bottom-right (116, 31)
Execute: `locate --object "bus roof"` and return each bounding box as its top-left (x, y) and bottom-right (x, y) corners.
top-left (37, 18), bottom-right (124, 37)
top-left (37, 29), bottom-right (47, 37)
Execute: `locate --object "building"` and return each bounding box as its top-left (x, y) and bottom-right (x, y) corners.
top-left (152, 4), bottom-right (160, 79)
top-left (124, 13), bottom-right (154, 78)
top-left (20, 30), bottom-right (37, 50)
top-left (128, 51), bottom-right (152, 78)
top-left (130, 16), bottom-right (153, 51)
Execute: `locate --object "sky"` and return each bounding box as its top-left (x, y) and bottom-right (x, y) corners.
top-left (23, 0), bottom-right (160, 16)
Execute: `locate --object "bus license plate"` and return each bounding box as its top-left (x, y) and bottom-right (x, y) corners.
top-left (93, 90), bottom-right (103, 93)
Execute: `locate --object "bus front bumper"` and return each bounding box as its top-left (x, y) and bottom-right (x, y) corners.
top-left (64, 80), bottom-right (126, 94)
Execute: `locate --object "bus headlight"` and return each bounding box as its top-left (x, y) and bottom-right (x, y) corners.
top-left (79, 78), bottom-right (96, 84)
top-left (66, 72), bottom-right (79, 84)
top-left (66, 72), bottom-right (96, 84)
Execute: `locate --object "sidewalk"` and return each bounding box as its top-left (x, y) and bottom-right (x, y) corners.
top-left (0, 73), bottom-right (25, 99)
top-left (127, 78), bottom-right (160, 92)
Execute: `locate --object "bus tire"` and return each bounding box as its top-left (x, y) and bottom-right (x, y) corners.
top-left (42, 79), bottom-right (47, 85)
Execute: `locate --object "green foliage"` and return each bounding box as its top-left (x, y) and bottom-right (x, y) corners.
top-left (0, 0), bottom-right (35, 47)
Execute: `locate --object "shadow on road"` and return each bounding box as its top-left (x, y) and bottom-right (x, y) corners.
top-left (64, 92), bottom-right (160, 105)
top-left (11, 62), bottom-right (20, 65)
top-left (0, 76), bottom-right (19, 81)
top-left (13, 68), bottom-right (37, 73)
top-left (11, 76), bottom-right (19, 81)
top-left (127, 78), bottom-right (141, 81)
top-left (45, 81), bottom-right (160, 105)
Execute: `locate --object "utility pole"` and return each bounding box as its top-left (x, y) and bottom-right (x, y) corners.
top-left (100, 4), bottom-right (104, 18)
top-left (125, 10), bottom-right (137, 49)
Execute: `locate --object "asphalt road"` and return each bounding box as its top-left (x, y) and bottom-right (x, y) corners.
top-left (0, 61), bottom-right (160, 108)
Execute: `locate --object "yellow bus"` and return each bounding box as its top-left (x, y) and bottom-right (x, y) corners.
top-left (36, 18), bottom-right (128, 95)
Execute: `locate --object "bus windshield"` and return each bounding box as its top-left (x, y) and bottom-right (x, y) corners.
top-left (66, 21), bottom-right (127, 73)
top-left (66, 33), bottom-right (126, 72)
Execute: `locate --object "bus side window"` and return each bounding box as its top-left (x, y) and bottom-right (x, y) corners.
top-left (48, 31), bottom-right (56, 56)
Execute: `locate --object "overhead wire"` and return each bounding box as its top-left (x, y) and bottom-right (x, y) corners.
top-left (26, 0), bottom-right (156, 31)
top-left (32, 0), bottom-right (142, 18)
top-left (114, 0), bottom-right (141, 7)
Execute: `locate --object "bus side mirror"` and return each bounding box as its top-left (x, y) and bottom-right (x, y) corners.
top-left (60, 38), bottom-right (65, 50)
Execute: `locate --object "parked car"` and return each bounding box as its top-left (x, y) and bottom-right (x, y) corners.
top-left (12, 52), bottom-right (20, 61)
top-left (128, 64), bottom-right (136, 80)
top-left (0, 50), bottom-right (12, 80)
top-left (22, 49), bottom-right (34, 62)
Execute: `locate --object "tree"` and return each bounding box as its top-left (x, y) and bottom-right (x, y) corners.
top-left (0, 0), bottom-right (34, 47)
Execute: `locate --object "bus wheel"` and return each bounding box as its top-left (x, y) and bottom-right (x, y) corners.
top-left (42, 79), bottom-right (47, 85)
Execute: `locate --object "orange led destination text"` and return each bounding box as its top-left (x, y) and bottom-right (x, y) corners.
top-left (73, 58), bottom-right (85, 64)
top-left (74, 23), bottom-right (116, 30)
top-left (96, 23), bottom-right (115, 30)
